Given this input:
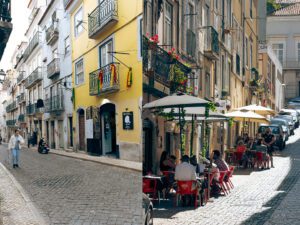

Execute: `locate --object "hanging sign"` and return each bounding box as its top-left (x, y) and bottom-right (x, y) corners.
top-left (123, 112), bottom-right (134, 130)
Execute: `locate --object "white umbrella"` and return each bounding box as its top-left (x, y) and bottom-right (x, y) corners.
top-left (225, 110), bottom-right (269, 123)
top-left (236, 104), bottom-right (275, 115)
top-left (143, 94), bottom-right (208, 109)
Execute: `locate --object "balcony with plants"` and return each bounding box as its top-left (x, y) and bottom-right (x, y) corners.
top-left (47, 58), bottom-right (60, 79)
top-left (46, 23), bottom-right (59, 45)
top-left (44, 94), bottom-right (64, 113)
top-left (202, 26), bottom-right (219, 60)
top-left (25, 67), bottom-right (42, 89)
top-left (89, 62), bottom-right (120, 96)
top-left (88, 0), bottom-right (118, 39)
top-left (23, 32), bottom-right (40, 62)
top-left (143, 34), bottom-right (192, 93)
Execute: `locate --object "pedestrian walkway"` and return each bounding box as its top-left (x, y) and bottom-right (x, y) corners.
top-left (0, 163), bottom-right (47, 225)
top-left (154, 129), bottom-right (300, 225)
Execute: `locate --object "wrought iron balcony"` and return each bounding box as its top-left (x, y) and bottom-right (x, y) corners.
top-left (143, 36), bottom-right (191, 88)
top-left (17, 92), bottom-right (25, 104)
top-left (46, 23), bottom-right (59, 45)
top-left (26, 103), bottom-right (43, 115)
top-left (47, 58), bottom-right (60, 79)
top-left (89, 62), bottom-right (120, 96)
top-left (17, 71), bottom-right (25, 84)
top-left (186, 29), bottom-right (196, 57)
top-left (6, 119), bottom-right (17, 127)
top-left (25, 67), bottom-right (42, 89)
top-left (18, 114), bottom-right (25, 122)
top-left (202, 26), bottom-right (219, 60)
top-left (44, 94), bottom-right (64, 112)
top-left (6, 101), bottom-right (17, 112)
top-left (0, 0), bottom-right (12, 60)
top-left (88, 0), bottom-right (118, 38)
top-left (23, 32), bottom-right (40, 62)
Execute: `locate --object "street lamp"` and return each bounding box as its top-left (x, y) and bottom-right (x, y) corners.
top-left (0, 69), bottom-right (6, 83)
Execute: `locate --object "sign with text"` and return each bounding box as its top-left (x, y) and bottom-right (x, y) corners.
top-left (123, 112), bottom-right (134, 130)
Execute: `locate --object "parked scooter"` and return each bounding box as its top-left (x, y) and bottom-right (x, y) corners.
top-left (38, 138), bottom-right (49, 154)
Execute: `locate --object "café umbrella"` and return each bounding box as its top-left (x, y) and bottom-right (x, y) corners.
top-left (225, 110), bottom-right (269, 134)
top-left (143, 94), bottom-right (209, 154)
top-left (236, 104), bottom-right (275, 116)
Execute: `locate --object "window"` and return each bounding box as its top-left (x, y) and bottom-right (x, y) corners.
top-left (52, 48), bottom-right (58, 58)
top-left (99, 39), bottom-right (113, 67)
top-left (75, 59), bottom-right (84, 85)
top-left (245, 37), bottom-right (248, 67)
top-left (250, 0), bottom-right (253, 19)
top-left (65, 36), bottom-right (70, 55)
top-left (74, 7), bottom-right (83, 37)
top-left (298, 43), bottom-right (300, 62)
top-left (272, 43), bottom-right (284, 64)
top-left (187, 3), bottom-right (194, 30)
top-left (164, 1), bottom-right (173, 46)
top-left (250, 41), bottom-right (253, 69)
top-left (205, 73), bottom-right (211, 99)
top-left (227, 0), bottom-right (232, 26)
top-left (137, 16), bottom-right (143, 60)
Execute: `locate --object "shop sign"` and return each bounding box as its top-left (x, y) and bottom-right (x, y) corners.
top-left (123, 112), bottom-right (134, 130)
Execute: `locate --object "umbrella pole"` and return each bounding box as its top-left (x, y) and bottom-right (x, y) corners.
top-left (179, 107), bottom-right (183, 156)
top-left (190, 114), bottom-right (194, 157)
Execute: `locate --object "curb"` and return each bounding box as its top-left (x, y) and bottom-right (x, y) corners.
top-left (0, 163), bottom-right (48, 224)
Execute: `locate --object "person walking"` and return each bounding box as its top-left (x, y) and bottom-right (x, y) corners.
top-left (8, 129), bottom-right (25, 168)
top-left (262, 127), bottom-right (276, 168)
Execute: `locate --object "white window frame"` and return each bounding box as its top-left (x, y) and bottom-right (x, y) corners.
top-left (272, 42), bottom-right (285, 65)
top-left (245, 36), bottom-right (249, 68)
top-left (75, 58), bottom-right (84, 86)
top-left (137, 15), bottom-right (143, 61)
top-left (98, 37), bottom-right (114, 68)
top-left (74, 6), bottom-right (83, 37)
top-left (64, 36), bottom-right (70, 55)
top-left (164, 1), bottom-right (173, 47)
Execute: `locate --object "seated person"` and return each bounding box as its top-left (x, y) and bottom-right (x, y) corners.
top-left (236, 142), bottom-right (246, 153)
top-left (256, 141), bottom-right (270, 169)
top-left (235, 136), bottom-right (244, 146)
top-left (159, 151), bottom-right (176, 172)
top-left (213, 150), bottom-right (229, 172)
top-left (247, 137), bottom-right (257, 150)
top-left (243, 133), bottom-right (250, 144)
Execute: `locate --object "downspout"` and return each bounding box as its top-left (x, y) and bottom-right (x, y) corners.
top-left (242, 0), bottom-right (245, 105)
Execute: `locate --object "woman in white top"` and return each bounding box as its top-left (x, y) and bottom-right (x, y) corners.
top-left (8, 129), bottom-right (25, 168)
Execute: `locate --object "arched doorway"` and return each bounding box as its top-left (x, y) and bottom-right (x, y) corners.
top-left (78, 108), bottom-right (85, 150)
top-left (143, 119), bottom-right (153, 173)
top-left (100, 103), bottom-right (116, 155)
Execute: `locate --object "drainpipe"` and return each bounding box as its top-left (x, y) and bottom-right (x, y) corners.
top-left (242, 0), bottom-right (246, 105)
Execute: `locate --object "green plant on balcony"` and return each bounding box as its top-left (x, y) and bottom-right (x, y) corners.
top-left (169, 64), bottom-right (190, 93)
top-left (249, 79), bottom-right (259, 87)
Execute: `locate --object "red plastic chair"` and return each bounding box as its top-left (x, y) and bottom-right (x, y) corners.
top-left (176, 180), bottom-right (199, 208)
top-left (255, 152), bottom-right (264, 169)
top-left (234, 152), bottom-right (244, 168)
top-left (217, 171), bottom-right (229, 195)
top-left (226, 166), bottom-right (235, 189)
top-left (143, 178), bottom-right (160, 203)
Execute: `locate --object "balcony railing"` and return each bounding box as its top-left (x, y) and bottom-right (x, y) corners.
top-left (45, 95), bottom-right (64, 112)
top-left (18, 114), bottom-right (25, 122)
top-left (25, 67), bottom-right (42, 89)
top-left (88, 0), bottom-right (118, 38)
top-left (186, 29), bottom-right (196, 57)
top-left (203, 26), bottom-right (219, 60)
top-left (46, 23), bottom-right (59, 45)
top-left (282, 59), bottom-right (300, 69)
top-left (89, 62), bottom-right (120, 96)
top-left (17, 92), bottom-right (25, 104)
top-left (23, 32), bottom-right (40, 62)
top-left (47, 58), bottom-right (60, 79)
top-left (17, 71), bottom-right (25, 84)
top-left (143, 36), bottom-right (191, 88)
top-left (0, 0), bottom-right (12, 60)
top-left (6, 120), bottom-right (17, 127)
top-left (26, 103), bottom-right (43, 115)
top-left (6, 101), bottom-right (17, 112)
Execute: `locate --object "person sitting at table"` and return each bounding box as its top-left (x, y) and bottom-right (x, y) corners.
top-left (236, 141), bottom-right (246, 153)
top-left (235, 136), bottom-right (244, 146)
top-left (213, 150), bottom-right (229, 172)
top-left (243, 133), bottom-right (250, 144)
top-left (160, 151), bottom-right (176, 172)
top-left (190, 155), bottom-right (206, 175)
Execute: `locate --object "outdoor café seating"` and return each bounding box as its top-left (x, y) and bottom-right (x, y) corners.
top-left (175, 180), bottom-right (200, 208)
top-left (143, 176), bottom-right (161, 203)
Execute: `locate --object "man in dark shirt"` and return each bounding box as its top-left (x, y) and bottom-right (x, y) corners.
top-left (262, 128), bottom-right (276, 168)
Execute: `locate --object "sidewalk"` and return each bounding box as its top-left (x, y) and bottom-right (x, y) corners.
top-left (31, 146), bottom-right (142, 172)
top-left (0, 163), bottom-right (47, 225)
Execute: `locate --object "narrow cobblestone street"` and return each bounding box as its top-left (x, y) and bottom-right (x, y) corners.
top-left (154, 129), bottom-right (300, 225)
top-left (0, 146), bottom-right (142, 225)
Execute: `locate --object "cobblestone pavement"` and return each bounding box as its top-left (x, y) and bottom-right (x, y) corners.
top-left (154, 128), bottom-right (300, 225)
top-left (0, 146), bottom-right (142, 225)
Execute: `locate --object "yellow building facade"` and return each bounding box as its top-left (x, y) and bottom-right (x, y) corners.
top-left (67, 0), bottom-right (142, 162)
